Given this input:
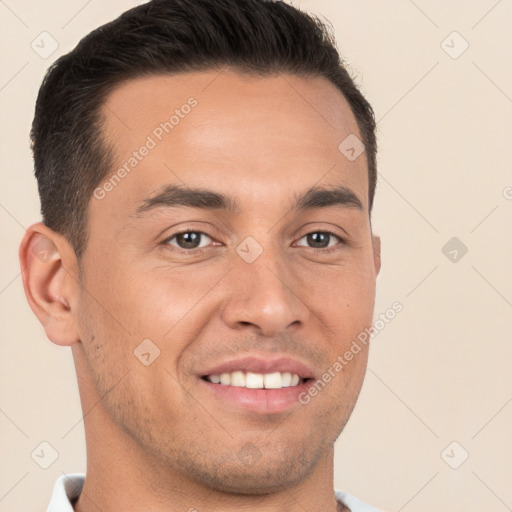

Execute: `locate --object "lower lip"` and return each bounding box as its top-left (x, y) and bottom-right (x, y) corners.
top-left (200, 378), bottom-right (312, 414)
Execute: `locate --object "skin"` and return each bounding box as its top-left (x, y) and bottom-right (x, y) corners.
top-left (20, 69), bottom-right (381, 512)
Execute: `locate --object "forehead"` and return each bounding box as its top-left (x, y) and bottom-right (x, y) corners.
top-left (95, 70), bottom-right (368, 218)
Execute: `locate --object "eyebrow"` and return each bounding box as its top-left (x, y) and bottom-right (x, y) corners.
top-left (135, 183), bottom-right (363, 216)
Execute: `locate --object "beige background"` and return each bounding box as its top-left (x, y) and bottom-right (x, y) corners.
top-left (1, 1), bottom-right (511, 511)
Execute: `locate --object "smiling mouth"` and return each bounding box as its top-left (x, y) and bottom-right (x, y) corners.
top-left (202, 371), bottom-right (310, 389)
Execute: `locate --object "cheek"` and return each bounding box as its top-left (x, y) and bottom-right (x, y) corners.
top-left (297, 256), bottom-right (377, 330)
top-left (80, 261), bottom-right (230, 370)
top-left (125, 263), bottom-right (229, 337)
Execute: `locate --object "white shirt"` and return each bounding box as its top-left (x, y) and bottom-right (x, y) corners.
top-left (47, 474), bottom-right (383, 512)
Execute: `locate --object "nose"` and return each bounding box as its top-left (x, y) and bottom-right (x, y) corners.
top-left (220, 249), bottom-right (310, 337)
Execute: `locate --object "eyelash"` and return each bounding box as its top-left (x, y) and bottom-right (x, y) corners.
top-left (162, 229), bottom-right (346, 255)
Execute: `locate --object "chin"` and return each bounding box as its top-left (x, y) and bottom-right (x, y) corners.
top-left (168, 438), bottom-right (324, 495)
top-left (194, 458), bottom-right (311, 495)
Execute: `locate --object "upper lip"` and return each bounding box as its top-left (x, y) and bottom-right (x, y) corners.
top-left (199, 355), bottom-right (316, 379)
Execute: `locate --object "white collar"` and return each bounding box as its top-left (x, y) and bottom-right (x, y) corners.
top-left (47, 473), bottom-right (84, 512)
top-left (47, 474), bottom-right (382, 512)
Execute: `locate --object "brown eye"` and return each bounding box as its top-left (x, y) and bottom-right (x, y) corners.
top-left (296, 231), bottom-right (343, 250)
top-left (165, 231), bottom-right (212, 250)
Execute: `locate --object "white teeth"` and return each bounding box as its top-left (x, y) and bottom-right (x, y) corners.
top-left (264, 372), bottom-right (283, 389)
top-left (220, 373), bottom-right (231, 385)
top-left (206, 371), bottom-right (303, 389)
top-left (245, 372), bottom-right (264, 389)
top-left (230, 371), bottom-right (245, 387)
top-left (281, 372), bottom-right (292, 387)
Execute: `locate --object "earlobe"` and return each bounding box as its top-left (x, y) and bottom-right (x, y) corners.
top-left (19, 223), bottom-right (80, 346)
top-left (372, 234), bottom-right (381, 276)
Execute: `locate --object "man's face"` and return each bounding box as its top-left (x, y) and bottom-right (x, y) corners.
top-left (75, 70), bottom-right (380, 493)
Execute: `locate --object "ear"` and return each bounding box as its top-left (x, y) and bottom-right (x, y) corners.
top-left (371, 234), bottom-right (381, 277)
top-left (19, 222), bottom-right (80, 346)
